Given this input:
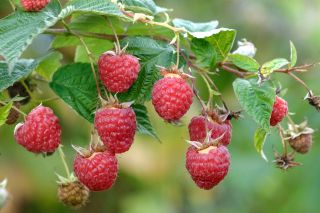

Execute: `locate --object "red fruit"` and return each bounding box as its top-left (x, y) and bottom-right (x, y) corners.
top-left (188, 116), bottom-right (232, 146)
top-left (98, 53), bottom-right (140, 93)
top-left (186, 145), bottom-right (230, 190)
top-left (14, 105), bottom-right (61, 154)
top-left (152, 73), bottom-right (193, 122)
top-left (20, 0), bottom-right (50, 11)
top-left (94, 106), bottom-right (137, 154)
top-left (73, 150), bottom-right (118, 191)
top-left (270, 96), bottom-right (288, 126)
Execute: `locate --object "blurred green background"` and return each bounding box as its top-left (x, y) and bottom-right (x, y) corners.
top-left (1, 0), bottom-right (320, 212)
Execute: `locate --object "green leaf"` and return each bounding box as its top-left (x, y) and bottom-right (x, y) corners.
top-left (49, 63), bottom-right (98, 122)
top-left (191, 38), bottom-right (216, 69)
top-left (0, 0), bottom-right (61, 72)
top-left (228, 54), bottom-right (260, 72)
top-left (290, 41), bottom-right (297, 67)
top-left (118, 37), bottom-right (178, 103)
top-left (172, 18), bottom-right (219, 38)
top-left (60, 0), bottom-right (126, 18)
top-left (35, 51), bottom-right (63, 81)
top-left (121, 0), bottom-right (170, 15)
top-left (132, 104), bottom-right (160, 141)
top-left (233, 78), bottom-right (276, 131)
top-left (0, 102), bottom-right (13, 126)
top-left (260, 58), bottom-right (289, 78)
top-left (206, 29), bottom-right (236, 62)
top-left (0, 59), bottom-right (38, 92)
top-left (254, 128), bottom-right (269, 161)
top-left (0, 0), bottom-right (125, 73)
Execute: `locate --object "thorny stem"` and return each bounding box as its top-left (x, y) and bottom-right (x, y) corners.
top-left (0, 100), bottom-right (27, 117)
top-left (58, 145), bottom-right (71, 179)
top-left (277, 125), bottom-right (288, 155)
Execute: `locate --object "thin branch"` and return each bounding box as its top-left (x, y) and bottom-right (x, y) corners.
top-left (288, 72), bottom-right (311, 92)
top-left (220, 64), bottom-right (247, 78)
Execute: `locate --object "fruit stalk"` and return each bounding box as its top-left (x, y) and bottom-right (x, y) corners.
top-left (58, 146), bottom-right (71, 179)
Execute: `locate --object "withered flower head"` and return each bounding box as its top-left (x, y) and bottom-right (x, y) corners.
top-left (305, 91), bottom-right (320, 111)
top-left (273, 150), bottom-right (301, 170)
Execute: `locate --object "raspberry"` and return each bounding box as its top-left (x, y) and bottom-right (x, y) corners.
top-left (186, 145), bottom-right (230, 190)
top-left (20, 0), bottom-right (50, 12)
top-left (73, 150), bottom-right (118, 191)
top-left (270, 96), bottom-right (288, 126)
top-left (151, 73), bottom-right (193, 122)
top-left (58, 180), bottom-right (89, 208)
top-left (188, 116), bottom-right (232, 146)
top-left (98, 52), bottom-right (140, 93)
top-left (14, 105), bottom-right (61, 154)
top-left (94, 106), bottom-right (136, 154)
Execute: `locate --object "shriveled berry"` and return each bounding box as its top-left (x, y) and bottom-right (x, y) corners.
top-left (5, 102), bottom-right (21, 125)
top-left (152, 74), bottom-right (193, 122)
top-left (58, 180), bottom-right (89, 209)
top-left (14, 105), bottom-right (61, 154)
top-left (7, 82), bottom-right (31, 105)
top-left (270, 96), bottom-right (288, 126)
top-left (98, 53), bottom-right (140, 93)
top-left (188, 116), bottom-right (232, 146)
top-left (289, 133), bottom-right (313, 154)
top-left (20, 0), bottom-right (50, 12)
top-left (73, 150), bottom-right (118, 191)
top-left (186, 145), bottom-right (230, 190)
top-left (94, 106), bottom-right (136, 154)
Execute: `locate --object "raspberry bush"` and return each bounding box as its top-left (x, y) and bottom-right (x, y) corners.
top-left (0, 0), bottom-right (319, 209)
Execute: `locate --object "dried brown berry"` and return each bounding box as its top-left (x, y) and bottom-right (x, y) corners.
top-left (285, 121), bottom-right (314, 154)
top-left (5, 102), bottom-right (21, 125)
top-left (289, 134), bottom-right (313, 154)
top-left (58, 180), bottom-right (89, 208)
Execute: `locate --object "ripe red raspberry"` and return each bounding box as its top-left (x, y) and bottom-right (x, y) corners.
top-left (94, 106), bottom-right (137, 154)
top-left (98, 52), bottom-right (140, 93)
top-left (188, 116), bottom-right (232, 146)
top-left (152, 73), bottom-right (193, 122)
top-left (20, 0), bottom-right (50, 12)
top-left (186, 145), bottom-right (230, 190)
top-left (14, 105), bottom-right (61, 154)
top-left (73, 150), bottom-right (118, 191)
top-left (270, 96), bottom-right (288, 126)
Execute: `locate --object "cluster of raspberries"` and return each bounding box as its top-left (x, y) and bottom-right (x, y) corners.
top-left (13, 46), bottom-right (288, 192)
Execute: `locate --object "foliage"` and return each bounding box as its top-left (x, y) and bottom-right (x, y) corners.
top-left (0, 0), bottom-right (318, 204)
